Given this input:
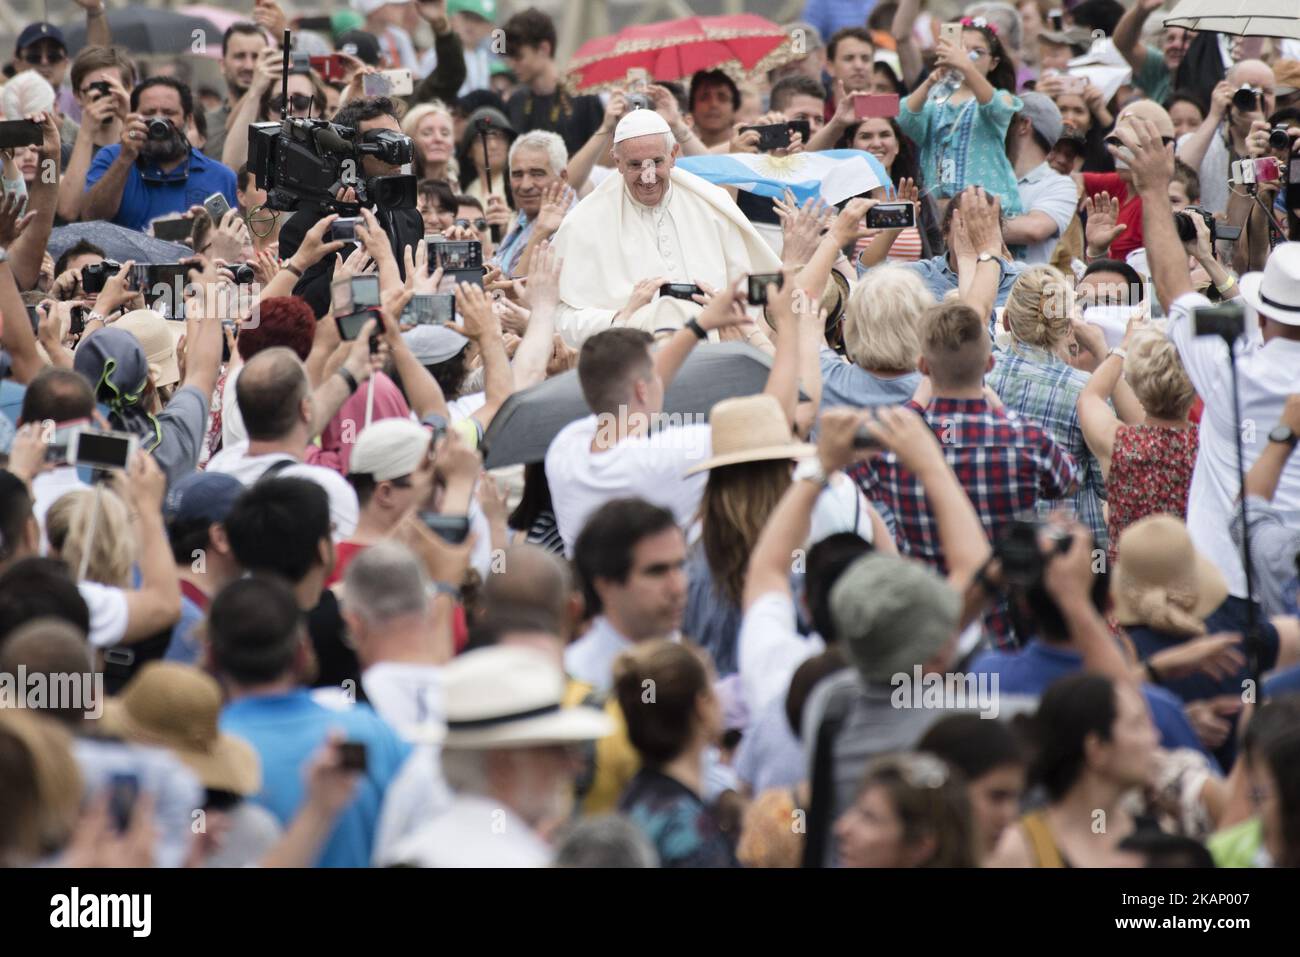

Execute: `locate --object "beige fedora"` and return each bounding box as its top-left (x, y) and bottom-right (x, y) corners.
top-left (100, 661), bottom-right (261, 795)
top-left (685, 393), bottom-right (815, 475)
top-left (443, 645), bottom-right (613, 750)
top-left (1111, 514), bottom-right (1227, 635)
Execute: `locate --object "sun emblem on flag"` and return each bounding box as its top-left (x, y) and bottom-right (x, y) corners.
top-left (753, 153), bottom-right (806, 179)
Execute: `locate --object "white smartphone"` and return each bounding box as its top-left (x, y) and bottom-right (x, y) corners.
top-left (203, 192), bottom-right (231, 223)
top-left (67, 428), bottom-right (137, 471)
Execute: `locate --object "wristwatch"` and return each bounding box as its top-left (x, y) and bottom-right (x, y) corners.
top-left (1269, 424), bottom-right (1298, 448)
top-left (1107, 347), bottom-right (1127, 361)
top-left (685, 317), bottom-right (708, 340)
top-left (976, 251), bottom-right (998, 264)
top-left (793, 457), bottom-right (829, 488)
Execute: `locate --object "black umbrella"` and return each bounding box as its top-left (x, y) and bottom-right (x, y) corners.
top-left (63, 10), bottom-right (219, 56)
top-left (49, 222), bottom-right (192, 265)
top-left (481, 341), bottom-right (807, 469)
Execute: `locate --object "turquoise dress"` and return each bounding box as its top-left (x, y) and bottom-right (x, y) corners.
top-left (899, 86), bottom-right (1024, 215)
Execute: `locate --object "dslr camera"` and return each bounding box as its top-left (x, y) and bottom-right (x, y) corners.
top-left (1232, 85), bottom-right (1264, 112)
top-left (146, 117), bottom-right (174, 141)
top-left (994, 518), bottom-right (1073, 589)
top-left (247, 31), bottom-right (417, 214)
top-left (81, 259), bottom-right (123, 294)
top-left (1173, 205), bottom-right (1217, 244)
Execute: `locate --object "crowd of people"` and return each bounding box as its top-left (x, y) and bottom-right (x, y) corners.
top-left (2, 0), bottom-right (1300, 870)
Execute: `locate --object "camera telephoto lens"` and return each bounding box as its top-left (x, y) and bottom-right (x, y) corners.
top-left (1232, 87), bottom-right (1259, 112)
top-left (1270, 127), bottom-right (1294, 151)
top-left (146, 117), bottom-right (172, 140)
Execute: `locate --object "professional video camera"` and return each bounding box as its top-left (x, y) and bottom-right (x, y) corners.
top-left (247, 31), bottom-right (417, 215)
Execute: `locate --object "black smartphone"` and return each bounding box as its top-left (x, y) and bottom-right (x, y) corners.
top-left (1193, 301), bottom-right (1245, 341)
top-left (107, 772), bottom-right (140, 833)
top-left (338, 741), bottom-right (368, 773)
top-left (747, 272), bottom-right (783, 305)
top-left (70, 304), bottom-right (87, 337)
top-left (336, 308), bottom-right (377, 341)
top-left (0, 119), bottom-right (41, 149)
top-left (659, 282), bottom-right (703, 301)
top-left (420, 511), bottom-right (470, 544)
top-left (25, 304), bottom-right (39, 333)
top-left (152, 216), bottom-right (193, 243)
top-left (403, 293), bottom-right (455, 325)
top-left (81, 259), bottom-right (122, 295)
top-left (443, 268), bottom-right (484, 289)
top-left (787, 119), bottom-right (811, 145)
top-left (430, 239), bottom-right (483, 272)
top-left (851, 424), bottom-right (881, 450)
top-left (134, 262), bottom-right (192, 319)
top-left (866, 202), bottom-right (916, 229)
top-left (742, 122), bottom-right (793, 152)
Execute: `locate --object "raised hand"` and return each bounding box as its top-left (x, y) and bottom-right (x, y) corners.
top-left (693, 279), bottom-right (749, 332)
top-left (288, 214), bottom-right (346, 272)
top-left (0, 190), bottom-right (35, 247)
top-left (523, 239), bottom-right (562, 312)
top-left (1083, 191), bottom-right (1126, 255)
top-left (534, 182), bottom-right (574, 235)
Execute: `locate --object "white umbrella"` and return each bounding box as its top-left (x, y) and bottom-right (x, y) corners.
top-left (1164, 0), bottom-right (1300, 41)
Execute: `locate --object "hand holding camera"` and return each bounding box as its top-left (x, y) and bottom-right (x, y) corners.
top-left (118, 112), bottom-right (149, 160)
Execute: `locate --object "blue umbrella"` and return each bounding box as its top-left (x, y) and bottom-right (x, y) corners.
top-left (48, 221), bottom-right (192, 265)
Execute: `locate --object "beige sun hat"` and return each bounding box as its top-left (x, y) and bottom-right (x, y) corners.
top-left (1111, 514), bottom-right (1228, 636)
top-left (684, 393), bottom-right (815, 475)
top-left (115, 308), bottom-right (183, 388)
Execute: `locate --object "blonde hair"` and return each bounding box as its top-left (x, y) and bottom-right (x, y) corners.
top-left (46, 487), bottom-right (135, 588)
top-left (402, 100), bottom-right (459, 184)
top-left (1125, 328), bottom-right (1195, 420)
top-left (1004, 265), bottom-right (1074, 349)
top-left (0, 710), bottom-right (82, 864)
top-left (843, 267), bottom-right (934, 372)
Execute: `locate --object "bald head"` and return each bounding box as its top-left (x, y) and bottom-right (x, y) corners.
top-left (1116, 99), bottom-right (1175, 140)
top-left (236, 346), bottom-right (311, 441)
top-left (482, 544), bottom-right (574, 632)
top-left (1227, 60), bottom-right (1276, 123)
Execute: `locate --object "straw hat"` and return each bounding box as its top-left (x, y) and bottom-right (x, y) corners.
top-left (442, 645), bottom-right (613, 750)
top-left (115, 309), bottom-right (183, 388)
top-left (1111, 515), bottom-right (1227, 636)
top-left (101, 662), bottom-right (261, 795)
top-left (684, 393), bottom-right (814, 475)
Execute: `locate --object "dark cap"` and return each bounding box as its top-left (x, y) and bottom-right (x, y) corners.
top-left (164, 472), bottom-right (246, 527)
top-left (16, 22), bottom-right (66, 53)
top-left (336, 30), bottom-right (382, 67)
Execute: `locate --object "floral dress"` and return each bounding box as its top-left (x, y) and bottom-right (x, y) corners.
top-left (1106, 424), bottom-right (1199, 566)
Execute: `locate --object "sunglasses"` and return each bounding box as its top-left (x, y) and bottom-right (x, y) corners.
top-left (1104, 134), bottom-right (1176, 148)
top-left (269, 93), bottom-right (313, 114)
top-left (455, 217), bottom-right (488, 231)
top-left (22, 47), bottom-right (65, 64)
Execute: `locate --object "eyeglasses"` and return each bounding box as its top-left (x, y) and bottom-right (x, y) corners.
top-left (22, 47), bottom-right (65, 65)
top-left (269, 93), bottom-right (313, 115)
top-left (455, 217), bottom-right (488, 231)
top-left (1104, 134), bottom-right (1176, 148)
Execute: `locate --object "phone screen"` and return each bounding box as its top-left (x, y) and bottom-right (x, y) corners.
top-left (336, 309), bottom-right (373, 340)
top-left (73, 430), bottom-right (133, 470)
top-left (0, 119), bottom-right (41, 149)
top-left (351, 275), bottom-right (381, 309)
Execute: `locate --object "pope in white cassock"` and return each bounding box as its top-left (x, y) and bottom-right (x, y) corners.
top-left (549, 108), bottom-right (783, 346)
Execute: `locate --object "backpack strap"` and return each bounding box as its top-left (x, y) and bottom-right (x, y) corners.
top-left (1020, 810), bottom-right (1066, 868)
top-left (257, 458), bottom-right (297, 483)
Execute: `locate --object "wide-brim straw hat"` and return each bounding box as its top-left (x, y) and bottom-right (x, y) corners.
top-left (1111, 514), bottom-right (1227, 634)
top-left (684, 393), bottom-right (814, 475)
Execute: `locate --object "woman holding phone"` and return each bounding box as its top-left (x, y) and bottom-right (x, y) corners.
top-left (899, 18), bottom-right (1023, 214)
top-left (837, 115), bottom-right (941, 265)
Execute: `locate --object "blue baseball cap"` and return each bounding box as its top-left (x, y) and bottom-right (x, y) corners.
top-left (164, 471), bottom-right (246, 527)
top-left (16, 23), bottom-right (66, 53)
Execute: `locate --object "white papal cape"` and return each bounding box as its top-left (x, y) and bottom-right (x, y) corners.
top-left (550, 165), bottom-right (782, 346)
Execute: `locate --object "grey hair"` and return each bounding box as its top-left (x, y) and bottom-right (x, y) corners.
top-left (964, 2), bottom-right (1023, 51)
top-left (508, 129), bottom-right (568, 176)
top-left (342, 540), bottom-right (429, 624)
top-left (552, 815), bottom-right (659, 868)
top-left (440, 748), bottom-right (491, 795)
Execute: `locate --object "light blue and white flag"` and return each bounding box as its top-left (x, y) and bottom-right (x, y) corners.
top-left (677, 149), bottom-right (890, 207)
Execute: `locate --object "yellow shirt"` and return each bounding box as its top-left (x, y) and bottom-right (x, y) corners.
top-left (563, 678), bottom-right (640, 815)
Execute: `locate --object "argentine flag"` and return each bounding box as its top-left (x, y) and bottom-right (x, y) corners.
top-left (678, 149), bottom-right (890, 207)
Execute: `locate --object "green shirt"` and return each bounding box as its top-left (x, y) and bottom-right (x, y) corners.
top-left (1134, 46), bottom-right (1171, 105)
top-left (1208, 817), bottom-right (1264, 868)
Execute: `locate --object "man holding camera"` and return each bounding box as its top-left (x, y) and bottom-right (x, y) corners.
top-left (277, 96), bottom-right (423, 318)
top-left (82, 77), bottom-right (238, 232)
top-left (1117, 114), bottom-right (1300, 650)
top-left (1176, 60), bottom-right (1276, 217)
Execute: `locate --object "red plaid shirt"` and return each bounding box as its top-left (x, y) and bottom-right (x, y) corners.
top-left (848, 397), bottom-right (1077, 648)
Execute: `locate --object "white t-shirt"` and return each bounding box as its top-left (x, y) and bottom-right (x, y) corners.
top-left (33, 467), bottom-right (86, 548)
top-left (206, 444), bottom-right (359, 540)
top-left (545, 415), bottom-right (712, 555)
top-left (77, 580), bottom-right (129, 649)
top-left (738, 591), bottom-right (825, 720)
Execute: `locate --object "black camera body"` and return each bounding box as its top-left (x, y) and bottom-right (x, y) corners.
top-left (995, 518), bottom-right (1072, 588)
top-left (1192, 300), bottom-right (1246, 342)
top-left (81, 259), bottom-right (122, 294)
top-left (1174, 204), bottom-right (1216, 244)
top-left (1232, 85), bottom-right (1262, 112)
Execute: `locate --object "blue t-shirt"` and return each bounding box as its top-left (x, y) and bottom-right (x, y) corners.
top-left (221, 690), bottom-right (411, 868)
top-left (1265, 662), bottom-right (1300, 697)
top-left (85, 144), bottom-right (237, 233)
top-left (164, 591), bottom-right (205, 665)
top-left (970, 640), bottom-right (1217, 767)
